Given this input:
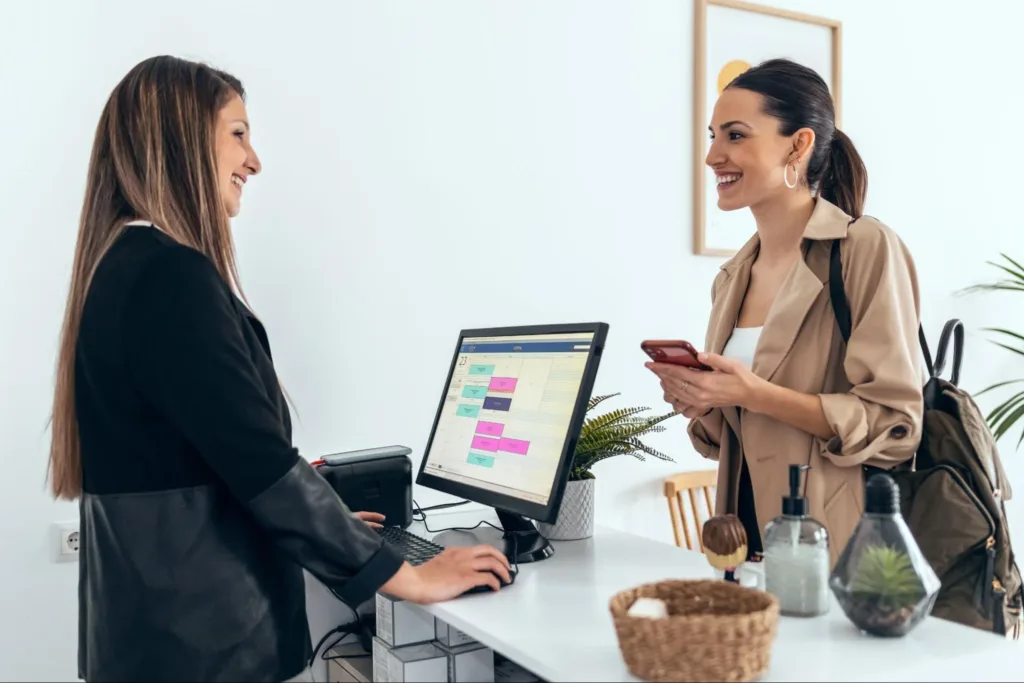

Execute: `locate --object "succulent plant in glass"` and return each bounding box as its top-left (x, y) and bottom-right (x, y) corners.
top-left (829, 473), bottom-right (942, 637)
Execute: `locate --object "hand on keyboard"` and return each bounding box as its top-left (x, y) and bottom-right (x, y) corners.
top-left (382, 544), bottom-right (512, 604)
top-left (354, 511), bottom-right (385, 529)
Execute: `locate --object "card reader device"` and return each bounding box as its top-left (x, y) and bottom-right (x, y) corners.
top-left (316, 445), bottom-right (415, 529)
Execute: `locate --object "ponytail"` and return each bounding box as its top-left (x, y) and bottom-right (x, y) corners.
top-left (819, 128), bottom-right (868, 219)
top-left (724, 59), bottom-right (864, 215)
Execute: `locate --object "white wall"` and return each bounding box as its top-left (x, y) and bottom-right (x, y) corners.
top-left (2, 1), bottom-right (1022, 680)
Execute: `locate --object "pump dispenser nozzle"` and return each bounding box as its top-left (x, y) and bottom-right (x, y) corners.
top-left (782, 464), bottom-right (809, 516)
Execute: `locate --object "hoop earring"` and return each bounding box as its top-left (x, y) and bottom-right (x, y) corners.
top-left (783, 164), bottom-right (798, 189)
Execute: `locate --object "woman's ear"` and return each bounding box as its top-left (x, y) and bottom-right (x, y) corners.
top-left (789, 127), bottom-right (816, 167)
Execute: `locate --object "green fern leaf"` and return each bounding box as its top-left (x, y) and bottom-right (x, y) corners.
top-left (627, 437), bottom-right (674, 462)
top-left (579, 406), bottom-right (648, 438)
top-left (587, 393), bottom-right (619, 411)
top-left (569, 396), bottom-right (679, 479)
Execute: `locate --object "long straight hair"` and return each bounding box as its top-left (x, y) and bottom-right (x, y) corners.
top-left (49, 56), bottom-right (247, 500)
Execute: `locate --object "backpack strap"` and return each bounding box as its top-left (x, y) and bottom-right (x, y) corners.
top-left (828, 230), bottom-right (960, 385)
top-left (828, 239), bottom-right (854, 345)
top-left (932, 320), bottom-right (965, 386)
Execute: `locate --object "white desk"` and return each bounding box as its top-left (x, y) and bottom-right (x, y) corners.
top-left (410, 510), bottom-right (1020, 683)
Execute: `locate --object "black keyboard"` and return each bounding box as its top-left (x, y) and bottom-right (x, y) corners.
top-left (375, 526), bottom-right (445, 565)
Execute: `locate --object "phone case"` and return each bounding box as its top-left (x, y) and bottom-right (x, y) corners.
top-left (641, 340), bottom-right (711, 370)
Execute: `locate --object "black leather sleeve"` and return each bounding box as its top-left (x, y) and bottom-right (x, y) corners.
top-left (248, 460), bottom-right (406, 605)
top-left (122, 245), bottom-right (404, 604)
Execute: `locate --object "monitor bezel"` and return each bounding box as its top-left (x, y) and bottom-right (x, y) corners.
top-left (414, 322), bottom-right (609, 525)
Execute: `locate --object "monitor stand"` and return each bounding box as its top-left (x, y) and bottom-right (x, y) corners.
top-left (431, 508), bottom-right (554, 564)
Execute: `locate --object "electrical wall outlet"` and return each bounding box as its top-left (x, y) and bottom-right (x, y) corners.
top-left (53, 520), bottom-right (80, 563)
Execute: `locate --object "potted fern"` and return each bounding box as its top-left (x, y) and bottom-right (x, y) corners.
top-left (537, 393), bottom-right (677, 541)
top-left (963, 253), bottom-right (1024, 449)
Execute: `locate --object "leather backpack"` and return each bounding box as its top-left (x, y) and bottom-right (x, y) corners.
top-left (829, 229), bottom-right (1022, 639)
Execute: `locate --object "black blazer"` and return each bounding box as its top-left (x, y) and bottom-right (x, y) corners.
top-left (74, 225), bottom-right (403, 682)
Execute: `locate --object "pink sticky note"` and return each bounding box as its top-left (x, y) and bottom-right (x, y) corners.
top-left (488, 377), bottom-right (518, 392)
top-left (475, 421), bottom-right (505, 437)
top-left (471, 436), bottom-right (500, 452)
top-left (498, 438), bottom-right (530, 455)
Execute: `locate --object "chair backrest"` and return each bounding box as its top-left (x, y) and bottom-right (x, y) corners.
top-left (663, 469), bottom-right (717, 552)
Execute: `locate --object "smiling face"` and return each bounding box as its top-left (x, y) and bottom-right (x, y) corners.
top-left (705, 87), bottom-right (813, 212)
top-left (215, 94), bottom-right (261, 218)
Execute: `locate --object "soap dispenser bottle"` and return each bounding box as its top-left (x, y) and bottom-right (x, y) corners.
top-left (763, 464), bottom-right (830, 616)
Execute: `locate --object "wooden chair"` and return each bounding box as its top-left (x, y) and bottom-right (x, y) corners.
top-left (664, 469), bottom-right (717, 552)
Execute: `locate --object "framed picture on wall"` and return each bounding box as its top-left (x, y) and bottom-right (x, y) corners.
top-left (692, 0), bottom-right (842, 256)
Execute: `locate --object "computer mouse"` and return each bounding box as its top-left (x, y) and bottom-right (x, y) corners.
top-left (462, 567), bottom-right (517, 595)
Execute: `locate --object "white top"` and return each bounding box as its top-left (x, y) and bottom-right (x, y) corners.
top-left (412, 510), bottom-right (1020, 683)
top-left (722, 325), bottom-right (763, 370)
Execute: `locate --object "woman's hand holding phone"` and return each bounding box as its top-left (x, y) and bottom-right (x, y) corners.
top-left (669, 396), bottom-right (712, 419)
top-left (642, 340), bottom-right (767, 415)
top-left (650, 364), bottom-right (714, 417)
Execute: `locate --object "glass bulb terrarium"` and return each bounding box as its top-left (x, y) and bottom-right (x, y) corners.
top-left (829, 473), bottom-right (941, 637)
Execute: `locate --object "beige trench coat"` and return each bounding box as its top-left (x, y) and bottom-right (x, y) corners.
top-left (688, 198), bottom-right (925, 567)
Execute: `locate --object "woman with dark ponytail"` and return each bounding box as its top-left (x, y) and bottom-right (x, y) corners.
top-left (646, 58), bottom-right (924, 567)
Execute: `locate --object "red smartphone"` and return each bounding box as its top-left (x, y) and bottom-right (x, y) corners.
top-left (641, 340), bottom-right (712, 371)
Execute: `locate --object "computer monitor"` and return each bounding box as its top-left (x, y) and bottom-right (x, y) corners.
top-left (415, 322), bottom-right (609, 564)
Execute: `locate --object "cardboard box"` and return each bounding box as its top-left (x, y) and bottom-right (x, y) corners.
top-left (434, 616), bottom-right (478, 648)
top-left (325, 643), bottom-right (372, 683)
top-left (438, 640), bottom-right (494, 682)
top-left (375, 592), bottom-right (435, 647)
top-left (372, 637), bottom-right (447, 682)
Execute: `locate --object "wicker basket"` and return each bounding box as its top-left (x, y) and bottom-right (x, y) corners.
top-left (609, 579), bottom-right (780, 682)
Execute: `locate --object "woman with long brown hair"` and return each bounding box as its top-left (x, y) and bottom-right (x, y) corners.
top-left (51, 55), bottom-right (509, 683)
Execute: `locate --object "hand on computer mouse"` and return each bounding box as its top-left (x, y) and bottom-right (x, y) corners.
top-left (383, 545), bottom-right (511, 604)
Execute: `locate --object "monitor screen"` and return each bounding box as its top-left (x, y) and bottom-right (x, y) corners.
top-left (420, 331), bottom-right (597, 507)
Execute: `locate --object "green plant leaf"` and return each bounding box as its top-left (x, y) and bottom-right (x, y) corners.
top-left (958, 254), bottom-right (1024, 452)
top-left (990, 394), bottom-right (1024, 441)
top-left (623, 436), bottom-right (674, 462)
top-left (581, 451), bottom-right (638, 470)
top-left (987, 259), bottom-right (1024, 285)
top-left (992, 397), bottom-right (1024, 442)
top-left (958, 254), bottom-right (1024, 295)
top-left (976, 379), bottom-right (1024, 397)
top-left (998, 252), bottom-right (1024, 277)
top-left (579, 406), bottom-right (650, 438)
top-left (960, 283), bottom-right (1024, 295)
top-left (575, 410), bottom-right (672, 455)
top-left (586, 423), bottom-right (665, 452)
top-left (569, 396), bottom-right (679, 476)
top-left (991, 341), bottom-right (1024, 359)
top-left (984, 327), bottom-right (1024, 345)
top-left (849, 546), bottom-right (924, 611)
top-left (987, 391), bottom-right (1024, 426)
top-left (587, 393), bottom-right (619, 411)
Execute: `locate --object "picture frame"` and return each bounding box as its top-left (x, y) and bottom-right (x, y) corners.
top-left (692, 0), bottom-right (842, 256)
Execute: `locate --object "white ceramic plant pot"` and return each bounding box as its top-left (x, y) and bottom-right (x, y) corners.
top-left (538, 478), bottom-right (595, 541)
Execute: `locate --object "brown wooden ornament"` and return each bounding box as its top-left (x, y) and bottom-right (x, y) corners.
top-left (702, 514), bottom-right (748, 583)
